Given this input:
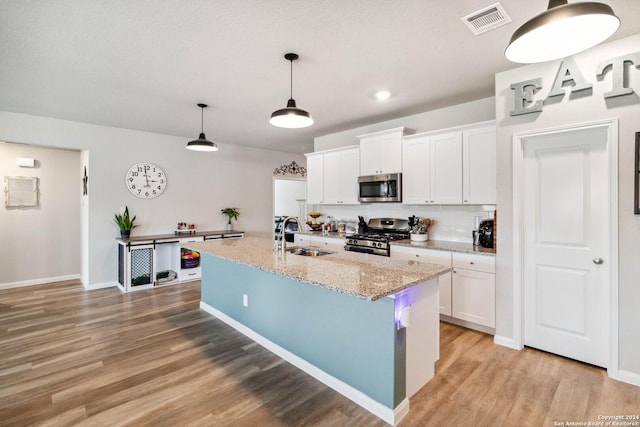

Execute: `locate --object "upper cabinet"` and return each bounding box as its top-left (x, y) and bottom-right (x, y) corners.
top-left (462, 125), bottom-right (496, 205)
top-left (358, 127), bottom-right (415, 176)
top-left (402, 121), bottom-right (495, 205)
top-left (305, 153), bottom-right (324, 205)
top-left (403, 131), bottom-right (463, 204)
top-left (323, 147), bottom-right (360, 204)
top-left (305, 146), bottom-right (360, 205)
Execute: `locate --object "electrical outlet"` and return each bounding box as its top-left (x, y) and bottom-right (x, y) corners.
top-left (243, 294), bottom-right (248, 307)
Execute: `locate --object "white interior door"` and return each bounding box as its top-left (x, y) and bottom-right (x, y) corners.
top-left (522, 126), bottom-right (610, 368)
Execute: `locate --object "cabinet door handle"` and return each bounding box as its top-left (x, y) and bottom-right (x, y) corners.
top-left (470, 261), bottom-right (475, 265)
top-left (464, 200), bottom-right (468, 203)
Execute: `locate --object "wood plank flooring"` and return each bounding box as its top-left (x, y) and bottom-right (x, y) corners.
top-left (0, 280), bottom-right (638, 426)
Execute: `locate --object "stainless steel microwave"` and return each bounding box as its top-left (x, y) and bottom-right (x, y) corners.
top-left (358, 173), bottom-right (402, 203)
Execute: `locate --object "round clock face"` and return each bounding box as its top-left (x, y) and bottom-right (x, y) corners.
top-left (125, 163), bottom-right (167, 199)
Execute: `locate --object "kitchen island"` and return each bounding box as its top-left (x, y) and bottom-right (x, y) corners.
top-left (186, 234), bottom-right (451, 426)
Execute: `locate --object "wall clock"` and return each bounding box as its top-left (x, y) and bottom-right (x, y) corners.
top-left (125, 163), bottom-right (167, 199)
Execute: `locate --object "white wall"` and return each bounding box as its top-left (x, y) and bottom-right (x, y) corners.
top-left (0, 143), bottom-right (81, 285)
top-left (311, 97), bottom-right (497, 241)
top-left (314, 97), bottom-right (495, 152)
top-left (495, 34), bottom-right (640, 379)
top-left (0, 111), bottom-right (305, 288)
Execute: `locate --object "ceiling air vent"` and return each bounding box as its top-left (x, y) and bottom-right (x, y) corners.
top-left (461, 3), bottom-right (512, 35)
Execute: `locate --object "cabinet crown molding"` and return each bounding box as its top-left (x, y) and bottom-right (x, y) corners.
top-left (357, 126), bottom-right (416, 140)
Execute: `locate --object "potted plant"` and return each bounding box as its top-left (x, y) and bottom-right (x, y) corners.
top-left (114, 206), bottom-right (137, 238)
top-left (221, 207), bottom-right (239, 231)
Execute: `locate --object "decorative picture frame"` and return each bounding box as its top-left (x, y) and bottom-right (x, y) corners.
top-left (635, 132), bottom-right (640, 215)
top-left (4, 176), bottom-right (40, 208)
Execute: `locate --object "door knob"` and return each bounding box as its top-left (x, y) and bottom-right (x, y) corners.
top-left (593, 257), bottom-right (604, 265)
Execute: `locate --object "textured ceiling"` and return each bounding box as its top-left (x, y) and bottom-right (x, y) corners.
top-left (1, 1), bottom-right (639, 154)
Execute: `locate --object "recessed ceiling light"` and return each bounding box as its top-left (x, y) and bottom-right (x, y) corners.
top-left (375, 90), bottom-right (391, 101)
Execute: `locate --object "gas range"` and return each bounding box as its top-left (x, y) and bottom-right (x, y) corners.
top-left (344, 218), bottom-right (410, 256)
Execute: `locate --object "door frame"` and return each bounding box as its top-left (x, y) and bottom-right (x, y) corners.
top-left (511, 118), bottom-right (619, 378)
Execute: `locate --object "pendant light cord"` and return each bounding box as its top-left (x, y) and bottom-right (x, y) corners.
top-left (201, 106), bottom-right (204, 133)
top-left (289, 58), bottom-right (293, 100)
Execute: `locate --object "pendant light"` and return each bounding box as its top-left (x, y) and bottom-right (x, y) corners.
top-left (505, 0), bottom-right (620, 64)
top-left (186, 103), bottom-right (218, 152)
top-left (270, 53), bottom-right (314, 129)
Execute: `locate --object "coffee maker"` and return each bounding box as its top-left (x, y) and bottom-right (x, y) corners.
top-left (478, 219), bottom-right (494, 248)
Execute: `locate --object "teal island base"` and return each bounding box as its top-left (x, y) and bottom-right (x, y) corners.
top-left (199, 253), bottom-right (439, 425)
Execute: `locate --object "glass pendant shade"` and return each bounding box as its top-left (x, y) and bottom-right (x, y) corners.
top-left (186, 104), bottom-right (218, 151)
top-left (270, 53), bottom-right (313, 129)
top-left (505, 1), bottom-right (620, 64)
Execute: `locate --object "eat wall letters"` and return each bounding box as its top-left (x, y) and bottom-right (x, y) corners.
top-left (510, 51), bottom-right (640, 116)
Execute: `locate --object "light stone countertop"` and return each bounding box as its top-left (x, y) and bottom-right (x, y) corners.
top-left (391, 239), bottom-right (496, 256)
top-left (185, 234), bottom-right (451, 301)
top-left (296, 231), bottom-right (496, 256)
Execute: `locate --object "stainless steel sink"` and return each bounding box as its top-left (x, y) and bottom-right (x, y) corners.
top-left (286, 246), bottom-right (335, 257)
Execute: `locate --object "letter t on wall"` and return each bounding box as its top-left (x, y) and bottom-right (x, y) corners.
top-left (597, 52), bottom-right (640, 98)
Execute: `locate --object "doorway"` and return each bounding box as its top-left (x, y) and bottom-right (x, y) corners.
top-left (273, 177), bottom-right (306, 242)
top-left (513, 120), bottom-right (618, 372)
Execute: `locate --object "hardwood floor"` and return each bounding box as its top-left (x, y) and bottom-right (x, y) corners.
top-left (0, 280), bottom-right (637, 426)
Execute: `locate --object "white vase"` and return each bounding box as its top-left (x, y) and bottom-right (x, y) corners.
top-left (225, 223), bottom-right (232, 231)
top-left (410, 233), bottom-right (428, 242)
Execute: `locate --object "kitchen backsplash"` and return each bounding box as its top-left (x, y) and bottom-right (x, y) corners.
top-left (306, 204), bottom-right (495, 244)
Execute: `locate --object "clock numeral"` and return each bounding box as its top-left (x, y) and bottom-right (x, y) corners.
top-left (157, 185), bottom-right (162, 190)
top-left (145, 192), bottom-right (149, 197)
top-left (160, 179), bottom-right (164, 184)
top-left (157, 173), bottom-right (162, 177)
top-left (128, 178), bottom-right (133, 182)
top-left (152, 190), bottom-right (157, 195)
top-left (131, 185), bottom-right (136, 189)
top-left (137, 189), bottom-right (141, 195)
top-left (131, 171), bottom-right (139, 177)
top-left (137, 167), bottom-right (143, 172)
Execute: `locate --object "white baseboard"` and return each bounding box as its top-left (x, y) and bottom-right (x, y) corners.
top-left (0, 274), bottom-right (81, 290)
top-left (616, 369), bottom-right (640, 387)
top-left (200, 301), bottom-right (407, 426)
top-left (84, 281), bottom-right (118, 290)
top-left (493, 334), bottom-right (522, 350)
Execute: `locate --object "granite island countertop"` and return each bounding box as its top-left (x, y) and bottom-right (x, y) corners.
top-left (185, 234), bottom-right (451, 301)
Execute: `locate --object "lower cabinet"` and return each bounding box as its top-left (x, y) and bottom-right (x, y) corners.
top-left (294, 234), bottom-right (345, 251)
top-left (390, 245), bottom-right (495, 332)
top-left (390, 246), bottom-right (452, 316)
top-left (451, 252), bottom-right (495, 328)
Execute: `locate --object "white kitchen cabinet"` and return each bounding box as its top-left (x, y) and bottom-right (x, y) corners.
top-left (462, 124), bottom-right (496, 205)
top-left (323, 147), bottom-right (360, 204)
top-left (305, 146), bottom-right (359, 205)
top-left (390, 245), bottom-right (453, 316)
top-left (358, 127), bottom-right (415, 176)
top-left (402, 131), bottom-right (462, 204)
top-left (308, 235), bottom-right (345, 251)
top-left (294, 234), bottom-right (344, 251)
top-left (451, 252), bottom-right (495, 328)
top-left (305, 153), bottom-right (324, 204)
